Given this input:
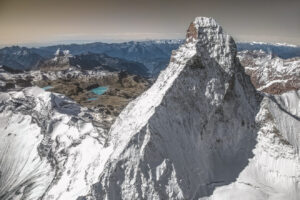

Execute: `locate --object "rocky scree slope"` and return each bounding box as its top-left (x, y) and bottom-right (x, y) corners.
top-left (81, 17), bottom-right (300, 200)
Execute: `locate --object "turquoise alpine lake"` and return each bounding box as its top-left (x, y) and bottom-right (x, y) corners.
top-left (87, 97), bottom-right (98, 101)
top-left (42, 86), bottom-right (54, 90)
top-left (90, 86), bottom-right (108, 95)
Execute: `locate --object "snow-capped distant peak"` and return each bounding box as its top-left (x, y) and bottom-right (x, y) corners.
top-left (275, 42), bottom-right (298, 47)
top-left (249, 41), bottom-right (299, 47)
top-left (152, 39), bottom-right (184, 44)
top-left (54, 48), bottom-right (72, 57)
top-left (52, 48), bottom-right (72, 62)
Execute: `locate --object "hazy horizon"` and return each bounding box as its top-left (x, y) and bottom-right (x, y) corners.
top-left (2, 38), bottom-right (300, 49)
top-left (1, 0), bottom-right (299, 47)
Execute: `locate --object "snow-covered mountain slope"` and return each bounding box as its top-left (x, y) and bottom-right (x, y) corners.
top-left (0, 87), bottom-right (111, 200)
top-left (238, 50), bottom-right (300, 94)
top-left (268, 90), bottom-right (300, 149)
top-left (80, 17), bottom-right (300, 200)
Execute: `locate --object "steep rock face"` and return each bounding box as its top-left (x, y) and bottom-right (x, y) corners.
top-left (238, 50), bottom-right (300, 94)
top-left (82, 17), bottom-right (300, 200)
top-left (0, 87), bottom-right (110, 200)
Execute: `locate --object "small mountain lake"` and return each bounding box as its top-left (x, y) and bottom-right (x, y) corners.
top-left (90, 86), bottom-right (108, 95)
top-left (88, 86), bottom-right (108, 101)
top-left (87, 97), bottom-right (98, 101)
top-left (42, 86), bottom-right (54, 90)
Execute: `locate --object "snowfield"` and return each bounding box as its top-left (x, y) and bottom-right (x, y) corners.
top-left (0, 87), bottom-right (111, 200)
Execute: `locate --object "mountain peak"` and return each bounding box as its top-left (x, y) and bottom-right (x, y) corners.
top-left (186, 17), bottom-right (218, 42)
top-left (83, 17), bottom-right (262, 199)
top-left (186, 17), bottom-right (237, 75)
top-left (54, 48), bottom-right (71, 57)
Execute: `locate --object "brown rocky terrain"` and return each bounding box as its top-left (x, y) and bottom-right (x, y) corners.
top-left (34, 71), bottom-right (151, 127)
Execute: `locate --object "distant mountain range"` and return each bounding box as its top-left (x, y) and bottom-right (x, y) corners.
top-left (237, 42), bottom-right (300, 59)
top-left (0, 46), bottom-right (44, 70)
top-left (70, 53), bottom-right (149, 76)
top-left (0, 40), bottom-right (182, 75)
top-left (37, 49), bottom-right (149, 76)
top-left (0, 40), bottom-right (299, 76)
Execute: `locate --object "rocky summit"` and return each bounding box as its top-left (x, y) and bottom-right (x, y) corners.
top-left (0, 17), bottom-right (299, 200)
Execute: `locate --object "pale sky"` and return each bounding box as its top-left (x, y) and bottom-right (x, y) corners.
top-left (0, 0), bottom-right (299, 46)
